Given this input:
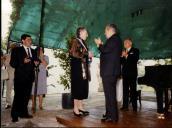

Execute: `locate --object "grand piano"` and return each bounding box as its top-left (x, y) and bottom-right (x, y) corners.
top-left (138, 65), bottom-right (172, 113)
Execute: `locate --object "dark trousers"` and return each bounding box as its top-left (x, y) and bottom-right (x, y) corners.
top-left (102, 76), bottom-right (118, 121)
top-left (155, 87), bottom-right (164, 113)
top-left (122, 76), bottom-right (137, 110)
top-left (11, 80), bottom-right (33, 119)
top-left (156, 88), bottom-right (172, 113)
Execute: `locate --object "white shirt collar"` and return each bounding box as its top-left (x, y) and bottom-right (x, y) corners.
top-left (23, 45), bottom-right (32, 57)
top-left (127, 47), bottom-right (131, 52)
top-left (23, 45), bottom-right (30, 49)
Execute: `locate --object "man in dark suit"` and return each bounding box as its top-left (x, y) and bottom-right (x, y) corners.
top-left (120, 38), bottom-right (139, 112)
top-left (10, 34), bottom-right (39, 122)
top-left (94, 24), bottom-right (122, 122)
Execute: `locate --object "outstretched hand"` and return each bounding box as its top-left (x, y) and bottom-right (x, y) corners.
top-left (94, 37), bottom-right (103, 47)
top-left (121, 50), bottom-right (128, 58)
top-left (89, 51), bottom-right (94, 58)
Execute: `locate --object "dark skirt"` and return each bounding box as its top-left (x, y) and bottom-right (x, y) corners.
top-left (70, 57), bottom-right (89, 100)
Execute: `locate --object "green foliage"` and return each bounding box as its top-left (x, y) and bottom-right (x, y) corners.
top-left (1, 0), bottom-right (23, 52)
top-left (9, 0), bottom-right (23, 31)
top-left (53, 33), bottom-right (75, 90)
top-left (1, 40), bottom-right (7, 53)
top-left (9, 0), bottom-right (24, 34)
top-left (53, 49), bottom-right (71, 90)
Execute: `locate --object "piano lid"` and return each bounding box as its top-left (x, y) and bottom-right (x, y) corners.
top-left (138, 65), bottom-right (172, 88)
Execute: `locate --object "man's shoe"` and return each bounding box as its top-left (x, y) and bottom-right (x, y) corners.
top-left (133, 108), bottom-right (137, 112)
top-left (101, 117), bottom-right (118, 123)
top-left (12, 118), bottom-right (18, 122)
top-left (19, 114), bottom-right (33, 119)
top-left (120, 107), bottom-right (129, 111)
top-left (102, 114), bottom-right (107, 118)
top-left (101, 116), bottom-right (108, 122)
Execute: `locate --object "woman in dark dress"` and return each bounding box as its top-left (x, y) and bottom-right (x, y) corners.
top-left (69, 27), bottom-right (92, 117)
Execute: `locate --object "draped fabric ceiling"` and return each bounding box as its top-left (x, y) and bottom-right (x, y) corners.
top-left (9, 0), bottom-right (172, 59)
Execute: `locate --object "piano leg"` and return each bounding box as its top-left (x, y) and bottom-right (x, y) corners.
top-left (171, 89), bottom-right (172, 105)
top-left (170, 89), bottom-right (172, 112)
top-left (155, 87), bottom-right (164, 114)
top-left (164, 88), bottom-right (169, 112)
top-left (168, 89), bottom-right (172, 112)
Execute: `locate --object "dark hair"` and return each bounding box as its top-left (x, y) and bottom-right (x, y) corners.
top-left (106, 24), bottom-right (118, 33)
top-left (76, 27), bottom-right (86, 38)
top-left (125, 37), bottom-right (133, 42)
top-left (40, 46), bottom-right (44, 53)
top-left (1, 50), bottom-right (3, 56)
top-left (21, 34), bottom-right (31, 41)
top-left (35, 46), bottom-right (44, 54)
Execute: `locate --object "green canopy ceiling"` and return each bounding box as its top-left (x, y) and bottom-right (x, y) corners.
top-left (10, 0), bottom-right (172, 59)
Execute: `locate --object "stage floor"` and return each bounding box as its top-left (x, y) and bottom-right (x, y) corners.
top-left (1, 93), bottom-right (172, 127)
top-left (56, 100), bottom-right (172, 128)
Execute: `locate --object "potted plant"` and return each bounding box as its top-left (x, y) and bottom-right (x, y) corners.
top-left (53, 35), bottom-right (74, 109)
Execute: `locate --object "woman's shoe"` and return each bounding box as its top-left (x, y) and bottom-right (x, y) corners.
top-left (79, 109), bottom-right (89, 116)
top-left (157, 113), bottom-right (165, 119)
top-left (39, 106), bottom-right (43, 110)
top-left (5, 104), bottom-right (11, 109)
top-left (73, 111), bottom-right (82, 117)
top-left (31, 107), bottom-right (35, 112)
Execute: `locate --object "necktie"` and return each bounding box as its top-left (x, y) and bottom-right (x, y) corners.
top-left (27, 48), bottom-right (31, 58)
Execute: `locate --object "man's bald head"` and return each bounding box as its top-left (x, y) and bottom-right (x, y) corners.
top-left (105, 24), bottom-right (118, 39)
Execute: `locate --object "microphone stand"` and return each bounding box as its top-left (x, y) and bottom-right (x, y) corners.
top-left (33, 48), bottom-right (40, 114)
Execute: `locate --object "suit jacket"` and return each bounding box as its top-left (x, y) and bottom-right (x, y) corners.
top-left (121, 47), bottom-right (139, 77)
top-left (99, 34), bottom-right (122, 77)
top-left (10, 46), bottom-right (37, 83)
